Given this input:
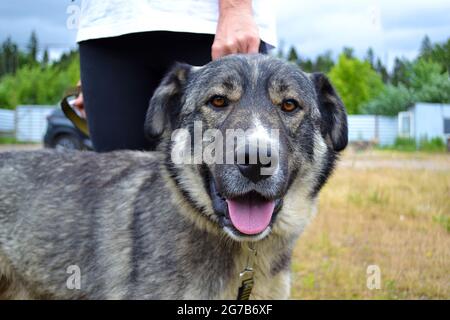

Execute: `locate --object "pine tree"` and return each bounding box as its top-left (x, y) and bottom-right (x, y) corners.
top-left (27, 30), bottom-right (39, 65)
top-left (1, 37), bottom-right (19, 76)
top-left (375, 58), bottom-right (389, 84)
top-left (343, 47), bottom-right (354, 59)
top-left (42, 48), bottom-right (50, 67)
top-left (298, 57), bottom-right (313, 73)
top-left (391, 58), bottom-right (411, 86)
top-left (365, 48), bottom-right (375, 69)
top-left (315, 50), bottom-right (334, 73)
top-left (287, 46), bottom-right (299, 64)
top-left (420, 35), bottom-right (433, 58)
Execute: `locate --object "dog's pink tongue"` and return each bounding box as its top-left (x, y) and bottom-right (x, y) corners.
top-left (226, 198), bottom-right (275, 235)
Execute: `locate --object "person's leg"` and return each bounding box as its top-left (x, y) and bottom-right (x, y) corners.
top-left (79, 32), bottom-right (217, 152)
top-left (79, 37), bottom-right (163, 152)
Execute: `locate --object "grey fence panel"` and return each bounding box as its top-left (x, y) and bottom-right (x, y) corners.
top-left (348, 115), bottom-right (397, 146)
top-left (0, 109), bottom-right (15, 133)
top-left (348, 115), bottom-right (376, 142)
top-left (378, 116), bottom-right (398, 146)
top-left (16, 105), bottom-right (56, 142)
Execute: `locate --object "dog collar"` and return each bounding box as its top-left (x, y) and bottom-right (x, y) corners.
top-left (237, 243), bottom-right (257, 300)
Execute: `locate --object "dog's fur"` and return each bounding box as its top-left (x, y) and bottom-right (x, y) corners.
top-left (0, 54), bottom-right (347, 299)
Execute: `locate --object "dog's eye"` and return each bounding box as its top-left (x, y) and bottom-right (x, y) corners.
top-left (280, 99), bottom-right (300, 112)
top-left (209, 95), bottom-right (229, 108)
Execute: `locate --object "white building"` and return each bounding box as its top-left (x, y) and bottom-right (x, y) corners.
top-left (398, 103), bottom-right (450, 145)
top-left (347, 103), bottom-right (450, 147)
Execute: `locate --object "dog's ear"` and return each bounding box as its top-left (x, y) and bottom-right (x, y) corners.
top-left (311, 73), bottom-right (348, 152)
top-left (145, 63), bottom-right (192, 138)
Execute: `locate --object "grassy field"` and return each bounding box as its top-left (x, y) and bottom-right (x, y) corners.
top-left (290, 149), bottom-right (450, 300)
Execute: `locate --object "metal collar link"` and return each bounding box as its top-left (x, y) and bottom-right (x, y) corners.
top-left (237, 243), bottom-right (257, 300)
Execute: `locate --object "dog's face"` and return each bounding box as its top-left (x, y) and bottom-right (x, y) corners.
top-left (146, 54), bottom-right (347, 241)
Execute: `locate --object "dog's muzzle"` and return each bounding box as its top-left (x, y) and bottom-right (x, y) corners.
top-left (209, 177), bottom-right (283, 237)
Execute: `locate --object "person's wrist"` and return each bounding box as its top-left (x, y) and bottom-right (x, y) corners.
top-left (219, 10), bottom-right (253, 21)
top-left (219, 0), bottom-right (253, 17)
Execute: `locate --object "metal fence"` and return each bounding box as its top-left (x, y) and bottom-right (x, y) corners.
top-left (348, 115), bottom-right (397, 146)
top-left (15, 105), bottom-right (56, 142)
top-left (0, 109), bottom-right (15, 134)
top-left (0, 105), bottom-right (56, 142)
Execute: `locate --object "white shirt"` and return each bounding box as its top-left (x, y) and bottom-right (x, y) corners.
top-left (76, 0), bottom-right (277, 47)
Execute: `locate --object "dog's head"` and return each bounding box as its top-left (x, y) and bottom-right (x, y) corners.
top-left (146, 54), bottom-right (347, 241)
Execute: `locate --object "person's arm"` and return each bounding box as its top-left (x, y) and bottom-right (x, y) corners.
top-left (211, 0), bottom-right (260, 60)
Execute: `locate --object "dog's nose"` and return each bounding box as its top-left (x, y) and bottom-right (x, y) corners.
top-left (235, 145), bottom-right (274, 183)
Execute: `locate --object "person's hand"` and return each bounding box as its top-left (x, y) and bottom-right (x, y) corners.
top-left (73, 80), bottom-right (86, 119)
top-left (212, 1), bottom-right (260, 60)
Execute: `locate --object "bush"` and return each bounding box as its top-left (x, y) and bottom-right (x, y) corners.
top-left (379, 137), bottom-right (447, 153)
top-left (419, 137), bottom-right (446, 152)
top-left (0, 52), bottom-right (80, 109)
top-left (391, 137), bottom-right (417, 152)
top-left (328, 54), bottom-right (384, 114)
top-left (0, 136), bottom-right (26, 144)
top-left (410, 59), bottom-right (450, 104)
top-left (362, 59), bottom-right (450, 116)
top-left (362, 84), bottom-right (414, 116)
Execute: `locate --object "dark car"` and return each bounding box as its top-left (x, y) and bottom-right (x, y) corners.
top-left (43, 108), bottom-right (92, 150)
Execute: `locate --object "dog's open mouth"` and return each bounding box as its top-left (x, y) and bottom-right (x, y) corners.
top-left (226, 194), bottom-right (275, 235)
top-left (209, 178), bottom-right (282, 237)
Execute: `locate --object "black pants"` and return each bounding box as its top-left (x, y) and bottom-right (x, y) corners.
top-left (79, 31), bottom-right (267, 152)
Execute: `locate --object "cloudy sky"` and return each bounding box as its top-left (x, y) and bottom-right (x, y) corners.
top-left (1, 0), bottom-right (449, 69)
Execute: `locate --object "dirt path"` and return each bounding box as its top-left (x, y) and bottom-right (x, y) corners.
top-left (340, 150), bottom-right (450, 171)
top-left (340, 159), bottom-right (450, 171)
top-left (0, 144), bottom-right (42, 151)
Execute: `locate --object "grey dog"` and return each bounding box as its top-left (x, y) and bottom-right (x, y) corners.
top-left (0, 54), bottom-right (347, 299)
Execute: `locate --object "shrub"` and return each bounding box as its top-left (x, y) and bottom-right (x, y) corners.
top-left (328, 54), bottom-right (384, 114)
top-left (391, 137), bottom-right (417, 152)
top-left (362, 84), bottom-right (414, 116)
top-left (379, 137), bottom-right (447, 153)
top-left (0, 52), bottom-right (80, 109)
top-left (419, 137), bottom-right (446, 152)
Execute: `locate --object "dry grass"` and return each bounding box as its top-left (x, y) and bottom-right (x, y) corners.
top-left (290, 150), bottom-right (450, 300)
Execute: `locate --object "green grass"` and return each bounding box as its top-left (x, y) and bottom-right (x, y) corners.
top-left (377, 137), bottom-right (447, 153)
top-left (419, 137), bottom-right (447, 152)
top-left (0, 136), bottom-right (19, 144)
top-left (0, 136), bottom-right (37, 145)
top-left (291, 151), bottom-right (450, 299)
top-left (433, 215), bottom-right (450, 233)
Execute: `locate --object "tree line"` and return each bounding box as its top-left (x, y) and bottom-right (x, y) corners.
top-left (0, 31), bottom-right (79, 110)
top-left (278, 36), bottom-right (450, 115)
top-left (0, 32), bottom-right (449, 116)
